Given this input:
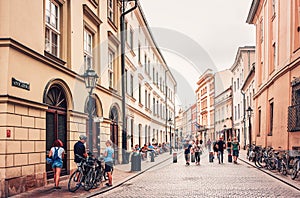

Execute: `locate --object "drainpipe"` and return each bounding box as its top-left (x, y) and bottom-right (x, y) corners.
top-left (121, 0), bottom-right (137, 164)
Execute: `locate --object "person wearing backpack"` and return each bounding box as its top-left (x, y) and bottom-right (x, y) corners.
top-left (48, 139), bottom-right (65, 189)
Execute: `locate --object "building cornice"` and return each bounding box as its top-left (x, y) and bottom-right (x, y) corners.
top-left (246, 0), bottom-right (260, 24)
top-left (230, 46), bottom-right (255, 72)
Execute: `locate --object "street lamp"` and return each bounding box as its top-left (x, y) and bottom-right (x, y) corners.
top-left (246, 106), bottom-right (253, 146)
top-left (83, 68), bottom-right (99, 153)
top-left (168, 118), bottom-right (173, 154)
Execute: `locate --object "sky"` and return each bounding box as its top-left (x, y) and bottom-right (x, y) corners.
top-left (139, 0), bottom-right (255, 108)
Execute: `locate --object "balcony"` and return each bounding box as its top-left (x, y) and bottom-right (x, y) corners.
top-left (288, 104), bottom-right (300, 132)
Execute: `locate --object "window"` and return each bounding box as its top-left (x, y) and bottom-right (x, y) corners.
top-left (138, 83), bottom-right (141, 104)
top-left (108, 0), bottom-right (114, 22)
top-left (84, 30), bottom-right (93, 70)
top-left (271, 43), bottom-right (276, 72)
top-left (138, 42), bottom-right (141, 63)
top-left (153, 98), bottom-right (155, 114)
top-left (258, 109), bottom-right (262, 136)
top-left (160, 77), bottom-right (162, 91)
top-left (272, 0), bottom-right (276, 17)
top-left (108, 50), bottom-right (115, 88)
top-left (157, 101), bottom-right (159, 117)
top-left (234, 106), bottom-right (237, 120)
top-left (288, 79), bottom-right (300, 132)
top-left (294, 0), bottom-right (300, 50)
top-left (125, 21), bottom-right (128, 43)
top-left (45, 0), bottom-right (60, 57)
top-left (237, 78), bottom-right (240, 89)
top-left (130, 28), bottom-right (134, 50)
top-left (234, 81), bottom-right (236, 92)
top-left (130, 74), bottom-right (134, 97)
top-left (238, 104), bottom-right (240, 119)
top-left (130, 119), bottom-right (134, 147)
top-left (156, 72), bottom-right (158, 85)
top-left (148, 93), bottom-right (150, 109)
top-left (144, 54), bottom-right (147, 72)
top-left (125, 69), bottom-right (128, 93)
top-left (153, 68), bottom-right (155, 82)
top-left (148, 60), bottom-right (150, 74)
top-left (145, 90), bottom-right (148, 108)
top-left (269, 102), bottom-right (274, 136)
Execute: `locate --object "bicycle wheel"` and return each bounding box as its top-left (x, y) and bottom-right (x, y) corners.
top-left (93, 168), bottom-right (104, 187)
top-left (291, 162), bottom-right (298, 180)
top-left (258, 156), bottom-right (266, 168)
top-left (68, 170), bottom-right (82, 192)
top-left (281, 163), bottom-right (287, 176)
top-left (267, 158), bottom-right (276, 170)
top-left (84, 169), bottom-right (95, 191)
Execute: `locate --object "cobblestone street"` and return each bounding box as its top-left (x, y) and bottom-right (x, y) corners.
top-left (99, 151), bottom-right (300, 198)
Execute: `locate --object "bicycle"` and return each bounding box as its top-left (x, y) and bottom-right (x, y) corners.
top-left (68, 154), bottom-right (88, 192)
top-left (291, 156), bottom-right (300, 180)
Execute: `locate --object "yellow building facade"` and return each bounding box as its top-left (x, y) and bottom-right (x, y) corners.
top-left (0, 0), bottom-right (176, 197)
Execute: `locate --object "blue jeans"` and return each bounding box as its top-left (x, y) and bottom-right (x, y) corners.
top-left (218, 151), bottom-right (224, 163)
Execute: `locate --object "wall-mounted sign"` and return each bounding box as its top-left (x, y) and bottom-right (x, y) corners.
top-left (12, 78), bottom-right (30, 91)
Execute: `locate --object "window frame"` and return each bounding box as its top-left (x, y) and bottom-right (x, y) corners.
top-left (108, 49), bottom-right (115, 88)
top-left (45, 0), bottom-right (60, 57)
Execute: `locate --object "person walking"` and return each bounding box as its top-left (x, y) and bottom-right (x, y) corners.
top-left (104, 140), bottom-right (114, 187)
top-left (216, 136), bottom-right (226, 164)
top-left (48, 139), bottom-right (65, 189)
top-left (183, 140), bottom-right (192, 166)
top-left (193, 139), bottom-right (204, 165)
top-left (231, 137), bottom-right (240, 164)
top-left (206, 138), bottom-right (212, 151)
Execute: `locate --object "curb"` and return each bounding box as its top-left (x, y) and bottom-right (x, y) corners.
top-left (86, 151), bottom-right (183, 197)
top-left (239, 157), bottom-right (300, 192)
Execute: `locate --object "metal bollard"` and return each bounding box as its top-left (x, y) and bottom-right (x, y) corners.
top-left (173, 152), bottom-right (177, 163)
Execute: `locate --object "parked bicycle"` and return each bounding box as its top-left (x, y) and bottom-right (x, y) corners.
top-left (68, 153), bottom-right (105, 192)
top-left (291, 155), bottom-right (300, 180)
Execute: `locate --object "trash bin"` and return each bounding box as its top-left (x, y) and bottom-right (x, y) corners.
top-left (131, 152), bottom-right (141, 171)
top-left (209, 152), bottom-right (214, 163)
top-left (173, 152), bottom-right (177, 163)
top-left (150, 151), bottom-right (155, 162)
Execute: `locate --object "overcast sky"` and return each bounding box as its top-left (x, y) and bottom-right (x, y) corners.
top-left (139, 0), bottom-right (255, 108)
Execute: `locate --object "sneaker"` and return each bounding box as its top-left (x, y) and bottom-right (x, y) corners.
top-left (105, 183), bottom-right (112, 187)
top-left (55, 186), bottom-right (62, 189)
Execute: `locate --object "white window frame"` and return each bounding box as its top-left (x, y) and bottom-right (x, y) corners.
top-left (83, 30), bottom-right (93, 70)
top-left (108, 0), bottom-right (114, 22)
top-left (108, 50), bottom-right (115, 88)
top-left (45, 0), bottom-right (60, 57)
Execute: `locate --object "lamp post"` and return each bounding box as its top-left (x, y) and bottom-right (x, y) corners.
top-left (83, 68), bottom-right (99, 153)
top-left (165, 69), bottom-right (169, 143)
top-left (247, 106), bottom-right (253, 146)
top-left (168, 118), bottom-right (173, 154)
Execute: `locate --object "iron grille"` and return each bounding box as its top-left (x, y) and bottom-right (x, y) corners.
top-left (288, 104), bottom-right (300, 132)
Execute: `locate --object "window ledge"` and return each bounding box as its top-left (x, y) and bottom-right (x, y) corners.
top-left (109, 87), bottom-right (117, 93)
top-left (108, 18), bottom-right (118, 31)
top-left (138, 103), bottom-right (143, 108)
top-left (44, 51), bottom-right (66, 66)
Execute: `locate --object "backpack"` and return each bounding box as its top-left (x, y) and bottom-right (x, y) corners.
top-left (52, 147), bottom-right (60, 162)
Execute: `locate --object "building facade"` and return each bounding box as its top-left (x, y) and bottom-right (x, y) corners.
top-left (247, 0), bottom-right (300, 150)
top-left (230, 46), bottom-right (255, 148)
top-left (0, 0), bottom-right (176, 197)
top-left (214, 70), bottom-right (233, 141)
top-left (241, 63), bottom-right (255, 146)
top-left (195, 69), bottom-right (215, 141)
